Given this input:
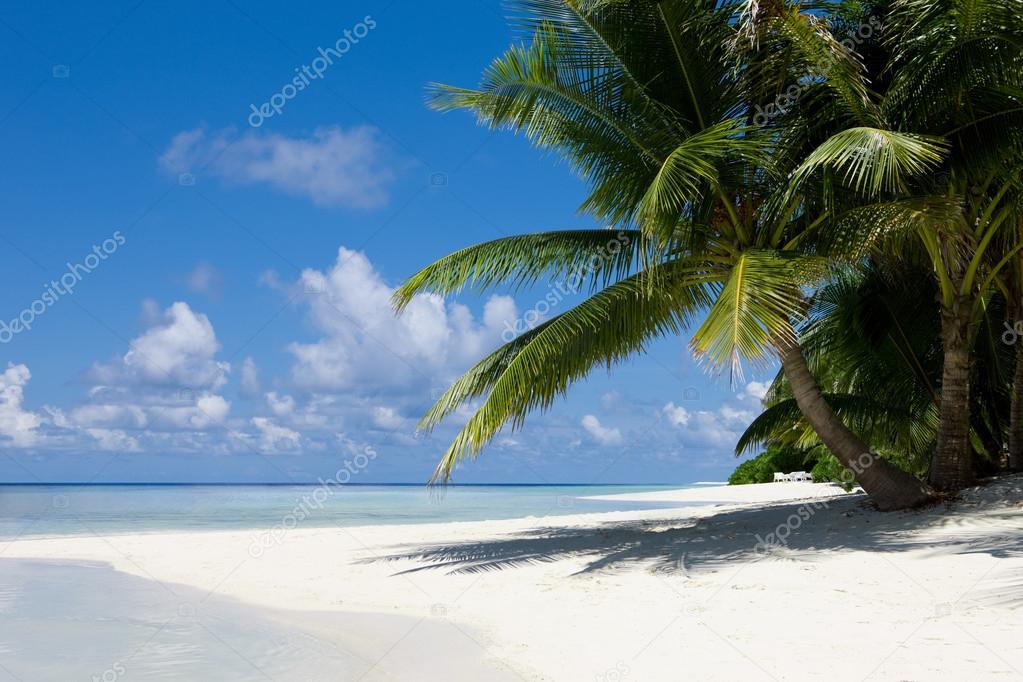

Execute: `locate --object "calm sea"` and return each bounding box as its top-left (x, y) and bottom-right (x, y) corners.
top-left (0, 483), bottom-right (699, 539)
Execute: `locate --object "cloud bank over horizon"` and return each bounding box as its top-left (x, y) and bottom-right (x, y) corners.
top-left (0, 245), bottom-right (768, 481)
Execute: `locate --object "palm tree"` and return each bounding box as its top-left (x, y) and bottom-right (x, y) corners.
top-left (738, 258), bottom-right (1012, 477)
top-left (784, 0), bottom-right (1023, 490)
top-left (394, 0), bottom-right (933, 509)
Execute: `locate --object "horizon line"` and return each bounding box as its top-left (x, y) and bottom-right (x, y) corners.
top-left (0, 481), bottom-right (704, 487)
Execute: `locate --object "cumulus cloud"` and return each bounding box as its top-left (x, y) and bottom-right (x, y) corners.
top-left (266, 391), bottom-right (296, 417)
top-left (371, 405), bottom-right (406, 431)
top-left (250, 417), bottom-right (302, 453)
top-left (662, 402), bottom-right (690, 427)
top-left (581, 414), bottom-right (623, 446)
top-left (70, 404), bottom-right (148, 429)
top-left (42, 301), bottom-right (238, 454)
top-left (90, 302), bottom-right (229, 390)
top-left (662, 398), bottom-right (760, 449)
top-left (160, 126), bottom-right (395, 209)
top-left (0, 364), bottom-right (42, 447)
top-left (287, 246), bottom-right (516, 393)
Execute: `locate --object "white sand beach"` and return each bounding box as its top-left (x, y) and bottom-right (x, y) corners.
top-left (5, 477), bottom-right (1023, 681)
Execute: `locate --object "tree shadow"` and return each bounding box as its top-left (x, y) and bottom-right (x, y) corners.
top-left (360, 476), bottom-right (1023, 602)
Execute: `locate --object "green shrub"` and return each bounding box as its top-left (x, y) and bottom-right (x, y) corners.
top-left (727, 445), bottom-right (817, 485)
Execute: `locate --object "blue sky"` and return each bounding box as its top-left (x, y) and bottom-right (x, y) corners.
top-left (0, 0), bottom-right (773, 484)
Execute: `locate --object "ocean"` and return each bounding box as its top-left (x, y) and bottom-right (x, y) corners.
top-left (0, 483), bottom-right (695, 539)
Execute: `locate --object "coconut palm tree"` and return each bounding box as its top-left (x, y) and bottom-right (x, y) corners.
top-left (394, 0), bottom-right (936, 509)
top-left (738, 258), bottom-right (1012, 477)
top-left (784, 0), bottom-right (1023, 490)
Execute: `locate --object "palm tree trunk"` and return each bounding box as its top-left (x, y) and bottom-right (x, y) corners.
top-left (929, 302), bottom-right (976, 491)
top-left (1009, 343), bottom-right (1023, 471)
top-left (775, 335), bottom-right (932, 510)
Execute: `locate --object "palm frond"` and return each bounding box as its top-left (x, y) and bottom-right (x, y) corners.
top-left (424, 258), bottom-right (721, 481)
top-left (689, 250), bottom-right (822, 379)
top-left (392, 229), bottom-right (644, 311)
top-left (786, 127), bottom-right (948, 200)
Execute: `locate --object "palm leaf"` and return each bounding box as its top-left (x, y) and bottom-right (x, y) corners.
top-left (392, 229), bottom-right (644, 310)
top-left (786, 127), bottom-right (948, 200)
top-left (689, 250), bottom-right (822, 379)
top-left (424, 258), bottom-right (720, 481)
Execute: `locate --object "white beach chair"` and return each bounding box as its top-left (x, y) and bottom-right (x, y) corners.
top-left (790, 470), bottom-right (807, 482)
top-left (773, 472), bottom-right (792, 483)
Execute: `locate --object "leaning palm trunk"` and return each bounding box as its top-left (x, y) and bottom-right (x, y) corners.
top-left (775, 335), bottom-right (931, 510)
top-left (929, 301), bottom-right (976, 490)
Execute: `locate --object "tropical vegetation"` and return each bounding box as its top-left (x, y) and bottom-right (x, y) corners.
top-left (394, 0), bottom-right (1023, 510)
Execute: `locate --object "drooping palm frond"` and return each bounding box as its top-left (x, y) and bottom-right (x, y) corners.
top-left (637, 119), bottom-right (772, 237)
top-left (737, 393), bottom-right (937, 455)
top-left (391, 229), bottom-right (645, 311)
top-left (733, 255), bottom-right (1012, 475)
top-left (427, 0), bottom-right (754, 229)
top-left (786, 127), bottom-right (948, 200)
top-left (427, 22), bottom-right (675, 227)
top-left (689, 250), bottom-right (823, 378)
top-left (763, 6), bottom-right (875, 125)
top-left (424, 258), bottom-right (721, 481)
top-left (511, 0), bottom-right (735, 130)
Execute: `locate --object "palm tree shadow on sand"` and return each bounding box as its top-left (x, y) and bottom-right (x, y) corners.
top-left (360, 476), bottom-right (1023, 607)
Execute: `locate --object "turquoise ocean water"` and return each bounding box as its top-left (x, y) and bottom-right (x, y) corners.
top-left (0, 483), bottom-right (698, 538)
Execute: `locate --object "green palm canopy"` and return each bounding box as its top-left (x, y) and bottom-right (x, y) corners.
top-left (394, 0), bottom-right (943, 507)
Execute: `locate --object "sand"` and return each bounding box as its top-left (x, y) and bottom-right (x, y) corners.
top-left (4, 478), bottom-right (1023, 681)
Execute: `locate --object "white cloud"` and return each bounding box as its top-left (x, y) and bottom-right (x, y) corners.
top-left (719, 404), bottom-right (759, 428)
top-left (0, 364), bottom-right (42, 447)
top-left (372, 405), bottom-right (406, 430)
top-left (85, 428), bottom-right (140, 452)
top-left (239, 357), bottom-right (261, 397)
top-left (662, 398), bottom-right (760, 449)
top-left (266, 391), bottom-right (296, 417)
top-left (744, 381), bottom-right (770, 401)
top-left (47, 302), bottom-right (238, 450)
top-left (160, 126), bottom-right (395, 209)
top-left (581, 414), bottom-right (623, 446)
top-left (91, 302), bottom-right (229, 391)
top-left (250, 417), bottom-right (301, 453)
top-left (662, 402), bottom-right (690, 427)
top-left (287, 246), bottom-right (516, 392)
top-left (599, 391), bottom-right (621, 410)
top-left (70, 404), bottom-right (148, 429)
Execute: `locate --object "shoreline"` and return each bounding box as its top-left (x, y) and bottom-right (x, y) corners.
top-left (3, 478), bottom-right (1022, 680)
